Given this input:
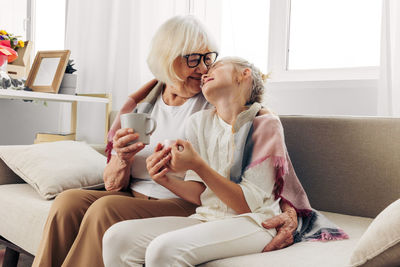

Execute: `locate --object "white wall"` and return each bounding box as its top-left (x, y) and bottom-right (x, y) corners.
top-left (267, 80), bottom-right (378, 116)
top-left (0, 101), bottom-right (61, 145)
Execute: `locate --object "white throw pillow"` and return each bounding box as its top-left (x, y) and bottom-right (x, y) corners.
top-left (349, 199), bottom-right (400, 267)
top-left (0, 141), bottom-right (106, 199)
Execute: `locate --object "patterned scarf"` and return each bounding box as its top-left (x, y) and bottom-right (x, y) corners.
top-left (230, 103), bottom-right (348, 242)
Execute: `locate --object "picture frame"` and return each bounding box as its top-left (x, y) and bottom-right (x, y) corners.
top-left (25, 50), bottom-right (71, 93)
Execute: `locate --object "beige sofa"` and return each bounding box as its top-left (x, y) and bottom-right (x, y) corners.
top-left (0, 115), bottom-right (399, 267)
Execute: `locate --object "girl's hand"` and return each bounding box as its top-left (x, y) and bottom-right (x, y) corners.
top-left (146, 143), bottom-right (171, 184)
top-left (170, 139), bottom-right (202, 173)
top-left (113, 128), bottom-right (145, 164)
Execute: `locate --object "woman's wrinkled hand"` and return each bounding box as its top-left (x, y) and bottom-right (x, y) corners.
top-left (146, 143), bottom-right (171, 184)
top-left (169, 139), bottom-right (202, 173)
top-left (113, 128), bottom-right (145, 164)
top-left (261, 206), bottom-right (298, 252)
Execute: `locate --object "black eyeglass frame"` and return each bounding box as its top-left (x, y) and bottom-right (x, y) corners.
top-left (183, 52), bottom-right (219, 68)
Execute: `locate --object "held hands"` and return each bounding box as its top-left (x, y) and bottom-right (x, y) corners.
top-left (113, 128), bottom-right (145, 164)
top-left (146, 143), bottom-right (171, 184)
top-left (169, 139), bottom-right (202, 173)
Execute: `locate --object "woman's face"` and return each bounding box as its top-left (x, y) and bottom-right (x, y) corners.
top-left (172, 50), bottom-right (211, 97)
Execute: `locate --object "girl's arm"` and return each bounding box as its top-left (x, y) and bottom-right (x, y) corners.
top-left (170, 140), bottom-right (251, 214)
top-left (193, 158), bottom-right (251, 214)
top-left (154, 177), bottom-right (206, 205)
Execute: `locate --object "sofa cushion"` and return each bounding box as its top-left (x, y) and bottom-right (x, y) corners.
top-left (349, 199), bottom-right (400, 267)
top-left (0, 156), bottom-right (25, 185)
top-left (0, 141), bottom-right (106, 199)
top-left (0, 184), bottom-right (53, 255)
top-left (200, 211), bottom-right (373, 267)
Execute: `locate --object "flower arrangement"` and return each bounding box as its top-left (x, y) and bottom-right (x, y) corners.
top-left (0, 30), bottom-right (25, 50)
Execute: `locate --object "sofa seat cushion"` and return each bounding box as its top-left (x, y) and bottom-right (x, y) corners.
top-left (0, 184), bottom-right (53, 255)
top-left (200, 212), bottom-right (373, 267)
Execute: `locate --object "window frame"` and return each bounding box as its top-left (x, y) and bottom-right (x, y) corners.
top-left (267, 0), bottom-right (379, 84)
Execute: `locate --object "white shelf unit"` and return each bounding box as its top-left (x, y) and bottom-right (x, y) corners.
top-left (0, 90), bottom-right (112, 143)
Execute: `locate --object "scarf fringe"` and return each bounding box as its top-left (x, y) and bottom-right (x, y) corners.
top-left (308, 228), bottom-right (349, 242)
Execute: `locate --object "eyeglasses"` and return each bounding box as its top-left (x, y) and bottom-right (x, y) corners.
top-left (183, 52), bottom-right (218, 68)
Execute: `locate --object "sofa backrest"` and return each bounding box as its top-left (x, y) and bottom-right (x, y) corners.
top-left (109, 111), bottom-right (399, 218)
top-left (280, 115), bottom-right (400, 218)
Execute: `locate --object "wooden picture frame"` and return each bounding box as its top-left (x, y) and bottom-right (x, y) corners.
top-left (25, 50), bottom-right (71, 93)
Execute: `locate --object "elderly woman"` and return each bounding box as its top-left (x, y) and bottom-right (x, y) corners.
top-left (33, 16), bottom-right (296, 267)
top-left (102, 57), bottom-right (348, 266)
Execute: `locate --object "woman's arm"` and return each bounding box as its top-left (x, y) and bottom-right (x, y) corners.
top-left (104, 128), bottom-right (145, 191)
top-left (128, 79), bottom-right (157, 103)
top-left (103, 155), bottom-right (132, 191)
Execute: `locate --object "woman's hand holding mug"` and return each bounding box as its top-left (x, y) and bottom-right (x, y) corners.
top-left (113, 128), bottom-right (145, 164)
top-left (116, 112), bottom-right (158, 164)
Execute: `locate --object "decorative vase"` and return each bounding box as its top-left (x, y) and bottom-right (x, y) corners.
top-left (59, 73), bottom-right (77, 95)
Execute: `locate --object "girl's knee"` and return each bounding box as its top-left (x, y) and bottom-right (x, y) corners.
top-left (102, 222), bottom-right (126, 265)
top-left (146, 233), bottom-right (184, 267)
top-left (103, 220), bottom-right (145, 267)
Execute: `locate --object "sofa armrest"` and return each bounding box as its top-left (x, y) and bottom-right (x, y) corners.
top-left (0, 158), bottom-right (25, 185)
top-left (89, 144), bottom-right (107, 157)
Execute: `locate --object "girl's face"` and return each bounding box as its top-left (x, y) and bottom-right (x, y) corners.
top-left (200, 61), bottom-right (236, 99)
top-left (172, 50), bottom-right (211, 98)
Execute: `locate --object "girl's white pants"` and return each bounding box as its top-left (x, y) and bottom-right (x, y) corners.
top-left (103, 216), bottom-right (273, 267)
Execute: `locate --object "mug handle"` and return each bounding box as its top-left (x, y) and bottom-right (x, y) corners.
top-left (146, 117), bottom-right (157, 135)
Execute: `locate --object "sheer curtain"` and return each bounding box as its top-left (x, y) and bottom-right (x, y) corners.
top-left (64, 0), bottom-right (189, 142)
top-left (378, 0), bottom-right (400, 116)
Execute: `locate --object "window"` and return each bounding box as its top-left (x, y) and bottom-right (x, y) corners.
top-left (0, 0), bottom-right (28, 40)
top-left (288, 0), bottom-right (381, 70)
top-left (219, 0), bottom-right (270, 73)
top-left (0, 0), bottom-right (66, 66)
top-left (33, 0), bottom-right (66, 54)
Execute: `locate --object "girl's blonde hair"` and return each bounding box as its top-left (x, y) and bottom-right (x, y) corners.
top-left (218, 57), bottom-right (268, 105)
top-left (147, 15), bottom-right (218, 85)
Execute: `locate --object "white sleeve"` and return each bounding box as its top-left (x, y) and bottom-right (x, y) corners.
top-left (239, 158), bottom-right (276, 212)
top-left (183, 113), bottom-right (203, 183)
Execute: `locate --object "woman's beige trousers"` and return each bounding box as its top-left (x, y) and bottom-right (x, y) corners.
top-left (32, 188), bottom-right (197, 267)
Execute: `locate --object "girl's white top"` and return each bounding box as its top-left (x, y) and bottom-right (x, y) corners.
top-left (184, 109), bottom-right (281, 233)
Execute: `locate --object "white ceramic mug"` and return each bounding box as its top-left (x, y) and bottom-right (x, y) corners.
top-left (120, 113), bottom-right (157, 145)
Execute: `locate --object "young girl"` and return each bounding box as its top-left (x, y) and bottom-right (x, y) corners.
top-left (102, 57), bottom-right (344, 266)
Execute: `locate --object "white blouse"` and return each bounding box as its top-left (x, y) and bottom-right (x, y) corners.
top-left (184, 109), bottom-right (281, 231)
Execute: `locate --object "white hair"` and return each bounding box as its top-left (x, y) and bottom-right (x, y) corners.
top-left (147, 15), bottom-right (218, 85)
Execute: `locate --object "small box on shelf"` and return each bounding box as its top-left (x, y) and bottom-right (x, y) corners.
top-left (7, 41), bottom-right (32, 79)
